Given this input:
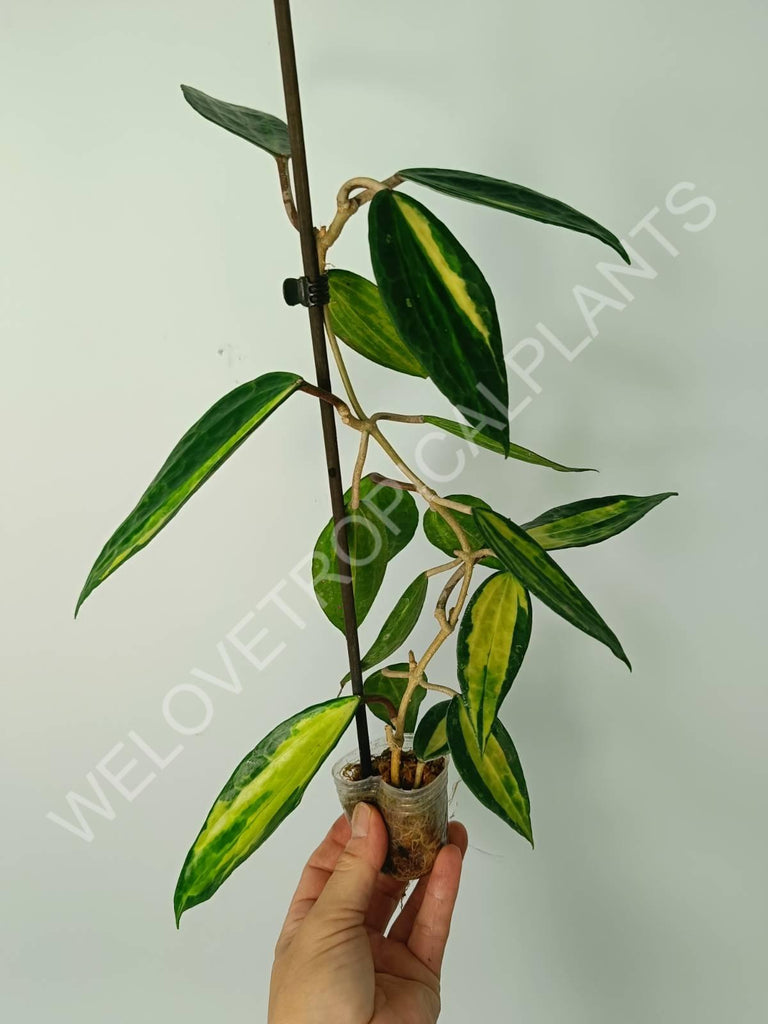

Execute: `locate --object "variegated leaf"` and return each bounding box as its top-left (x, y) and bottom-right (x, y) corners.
top-left (173, 696), bottom-right (359, 925)
top-left (413, 700), bottom-right (451, 761)
top-left (422, 415), bottom-right (593, 472)
top-left (328, 270), bottom-right (426, 377)
top-left (524, 492), bottom-right (676, 550)
top-left (474, 507), bottom-right (630, 668)
top-left (368, 190), bottom-right (509, 448)
top-left (76, 372), bottom-right (304, 615)
top-left (398, 168), bottom-right (629, 262)
top-left (181, 85), bottom-right (291, 157)
top-left (446, 697), bottom-right (532, 844)
top-left (457, 573), bottom-right (532, 750)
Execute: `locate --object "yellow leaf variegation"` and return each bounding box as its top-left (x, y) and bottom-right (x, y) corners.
top-left (174, 696), bottom-right (360, 925)
top-left (76, 372), bottom-right (304, 615)
top-left (397, 167), bottom-right (629, 263)
top-left (368, 190), bottom-right (509, 448)
top-left (523, 492), bottom-right (676, 550)
top-left (413, 700), bottom-right (451, 760)
top-left (447, 697), bottom-right (532, 845)
top-left (328, 269), bottom-right (426, 377)
top-left (474, 506), bottom-right (630, 668)
top-left (456, 572), bottom-right (531, 750)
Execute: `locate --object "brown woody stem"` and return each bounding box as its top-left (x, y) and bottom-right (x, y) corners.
top-left (367, 473), bottom-right (418, 493)
top-left (276, 155), bottom-right (299, 230)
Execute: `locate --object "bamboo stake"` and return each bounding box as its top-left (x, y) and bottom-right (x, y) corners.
top-left (273, 0), bottom-right (372, 776)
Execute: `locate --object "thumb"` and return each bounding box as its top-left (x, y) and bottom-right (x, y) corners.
top-left (311, 803), bottom-right (388, 927)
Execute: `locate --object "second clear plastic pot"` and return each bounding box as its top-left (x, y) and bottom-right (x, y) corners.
top-left (331, 738), bottom-right (449, 881)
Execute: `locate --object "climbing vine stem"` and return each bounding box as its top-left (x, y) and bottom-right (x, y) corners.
top-left (314, 173), bottom-right (483, 786)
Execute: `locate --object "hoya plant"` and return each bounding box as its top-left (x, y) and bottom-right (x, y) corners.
top-left (76, 83), bottom-right (674, 925)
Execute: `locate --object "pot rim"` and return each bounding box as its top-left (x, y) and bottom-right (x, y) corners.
top-left (331, 743), bottom-right (448, 797)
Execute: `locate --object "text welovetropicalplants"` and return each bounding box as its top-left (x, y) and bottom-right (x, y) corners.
top-left (76, 83), bottom-right (675, 923)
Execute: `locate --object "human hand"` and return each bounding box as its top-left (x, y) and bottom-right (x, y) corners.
top-left (268, 803), bottom-right (468, 1024)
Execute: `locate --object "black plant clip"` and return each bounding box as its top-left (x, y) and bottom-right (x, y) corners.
top-left (282, 273), bottom-right (330, 308)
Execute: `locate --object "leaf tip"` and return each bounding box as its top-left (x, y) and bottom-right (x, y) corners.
top-left (517, 815), bottom-right (534, 848)
top-left (73, 586), bottom-right (89, 619)
top-left (615, 239), bottom-right (631, 265)
top-left (173, 884), bottom-right (187, 929)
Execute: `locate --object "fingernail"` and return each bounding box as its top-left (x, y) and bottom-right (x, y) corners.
top-left (351, 801), bottom-right (371, 838)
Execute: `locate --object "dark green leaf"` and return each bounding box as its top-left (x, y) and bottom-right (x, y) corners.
top-left (174, 696), bottom-right (359, 925)
top-left (422, 494), bottom-right (502, 569)
top-left (364, 664), bottom-right (426, 734)
top-left (369, 190), bottom-right (509, 448)
top-left (474, 507), bottom-right (630, 668)
top-left (457, 573), bottom-right (532, 750)
top-left (312, 504), bottom-right (387, 631)
top-left (413, 700), bottom-right (450, 760)
top-left (181, 85), bottom-right (291, 157)
top-left (446, 697), bottom-right (532, 845)
top-left (312, 475), bottom-right (418, 631)
top-left (328, 270), bottom-right (426, 377)
top-left (341, 573), bottom-right (429, 685)
top-left (398, 168), bottom-right (629, 263)
top-left (358, 474), bottom-right (419, 562)
top-left (76, 372), bottom-right (304, 615)
top-left (524, 492), bottom-right (677, 550)
top-left (423, 415), bottom-right (594, 472)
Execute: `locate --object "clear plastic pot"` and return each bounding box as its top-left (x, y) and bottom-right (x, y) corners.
top-left (331, 737), bottom-right (449, 881)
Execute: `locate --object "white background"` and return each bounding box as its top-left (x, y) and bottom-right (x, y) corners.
top-left (3, 1), bottom-right (767, 1021)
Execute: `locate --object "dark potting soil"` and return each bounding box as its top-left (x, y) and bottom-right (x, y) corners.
top-left (342, 751), bottom-right (444, 789)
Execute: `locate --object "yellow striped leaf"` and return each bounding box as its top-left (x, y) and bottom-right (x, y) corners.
top-left (423, 415), bottom-right (594, 472)
top-left (446, 697), bottom-right (532, 844)
top-left (369, 190), bottom-right (509, 448)
top-left (181, 85), bottom-right (291, 157)
top-left (457, 573), bottom-right (532, 750)
top-left (328, 269), bottom-right (426, 377)
top-left (398, 168), bottom-right (629, 263)
top-left (174, 696), bottom-right (359, 925)
top-left (413, 700), bottom-right (450, 760)
top-left (474, 507), bottom-right (630, 669)
top-left (76, 372), bottom-right (304, 615)
top-left (524, 492), bottom-right (676, 550)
